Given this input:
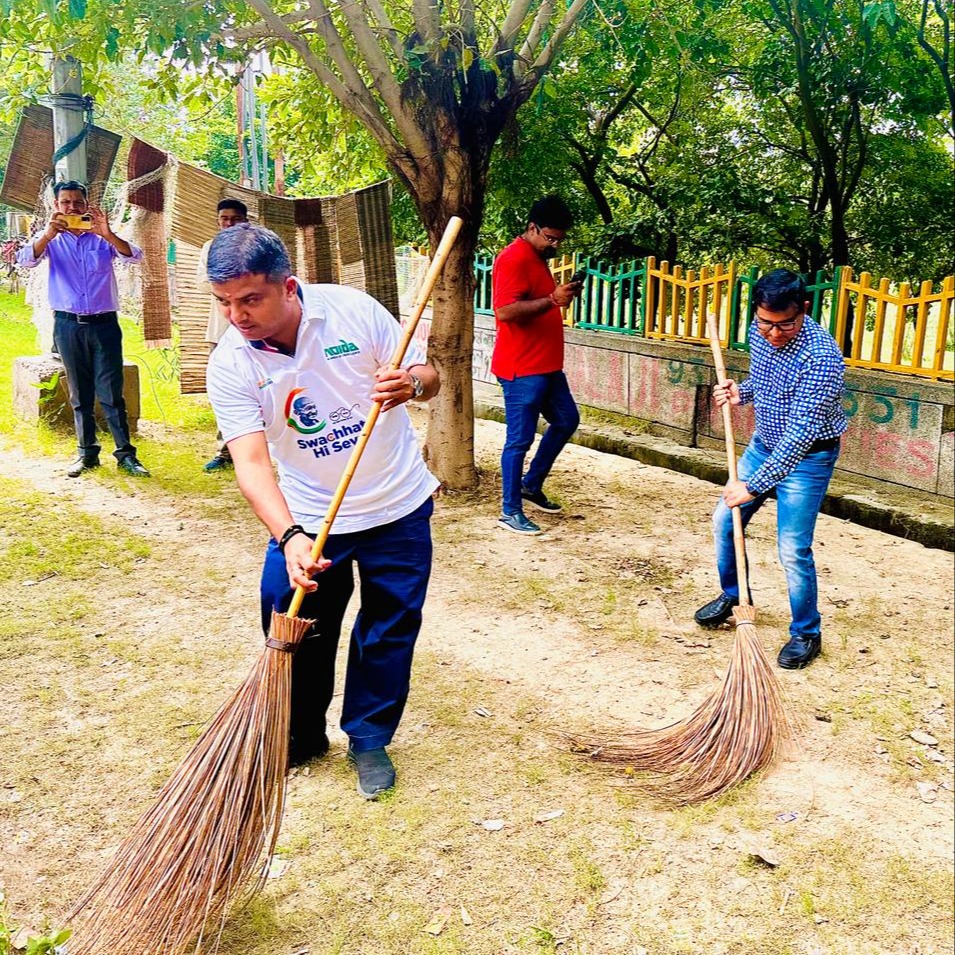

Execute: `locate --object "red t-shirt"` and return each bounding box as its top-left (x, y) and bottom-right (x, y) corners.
top-left (491, 237), bottom-right (565, 380)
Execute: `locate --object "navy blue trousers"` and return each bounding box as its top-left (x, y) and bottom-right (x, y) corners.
top-left (260, 497), bottom-right (433, 753)
top-left (53, 313), bottom-right (135, 460)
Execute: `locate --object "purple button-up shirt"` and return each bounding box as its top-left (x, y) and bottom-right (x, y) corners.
top-left (17, 231), bottom-right (143, 315)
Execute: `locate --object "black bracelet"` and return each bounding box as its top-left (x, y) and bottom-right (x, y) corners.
top-left (278, 524), bottom-right (307, 553)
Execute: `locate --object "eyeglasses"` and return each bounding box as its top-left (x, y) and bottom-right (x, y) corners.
top-left (754, 314), bottom-right (802, 332)
top-left (534, 225), bottom-right (564, 245)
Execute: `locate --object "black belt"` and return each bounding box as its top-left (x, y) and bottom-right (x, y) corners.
top-left (55, 310), bottom-right (118, 324)
top-left (808, 437), bottom-right (841, 453)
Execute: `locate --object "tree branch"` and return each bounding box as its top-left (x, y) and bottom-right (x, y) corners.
top-left (520, 0), bottom-right (590, 90)
top-left (242, 0), bottom-right (401, 155)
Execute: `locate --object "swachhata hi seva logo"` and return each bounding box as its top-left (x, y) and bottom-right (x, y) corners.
top-left (284, 388), bottom-right (327, 434)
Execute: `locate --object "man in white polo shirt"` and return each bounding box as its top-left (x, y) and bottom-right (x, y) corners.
top-left (205, 224), bottom-right (439, 800)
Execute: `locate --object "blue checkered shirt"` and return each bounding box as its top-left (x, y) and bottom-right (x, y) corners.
top-left (736, 317), bottom-right (847, 495)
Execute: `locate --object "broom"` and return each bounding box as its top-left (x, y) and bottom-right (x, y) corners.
top-left (64, 215), bottom-right (464, 954)
top-left (568, 315), bottom-right (790, 804)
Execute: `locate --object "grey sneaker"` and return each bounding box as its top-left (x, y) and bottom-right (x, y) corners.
top-left (348, 746), bottom-right (396, 799)
top-left (497, 512), bottom-right (542, 535)
top-left (67, 454), bottom-right (99, 478)
top-left (521, 486), bottom-right (562, 512)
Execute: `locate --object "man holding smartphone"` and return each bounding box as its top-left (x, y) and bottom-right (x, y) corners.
top-left (491, 195), bottom-right (582, 535)
top-left (18, 180), bottom-right (149, 477)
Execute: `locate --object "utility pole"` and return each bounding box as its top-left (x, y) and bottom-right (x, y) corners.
top-left (48, 56), bottom-right (89, 184)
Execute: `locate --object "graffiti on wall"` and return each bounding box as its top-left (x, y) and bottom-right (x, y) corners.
top-left (629, 357), bottom-right (708, 432)
top-left (839, 386), bottom-right (942, 491)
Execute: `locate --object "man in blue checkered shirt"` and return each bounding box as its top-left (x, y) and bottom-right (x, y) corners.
top-left (695, 269), bottom-right (847, 669)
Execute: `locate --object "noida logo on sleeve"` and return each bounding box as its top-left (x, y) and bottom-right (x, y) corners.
top-left (284, 388), bottom-right (327, 434)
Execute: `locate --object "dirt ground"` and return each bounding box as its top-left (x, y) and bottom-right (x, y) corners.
top-left (1, 410), bottom-right (953, 955)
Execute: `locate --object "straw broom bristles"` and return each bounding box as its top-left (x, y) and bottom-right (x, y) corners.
top-left (568, 605), bottom-right (791, 804)
top-left (64, 610), bottom-right (312, 955)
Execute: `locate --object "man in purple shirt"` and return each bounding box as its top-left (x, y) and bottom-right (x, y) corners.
top-left (18, 180), bottom-right (150, 477)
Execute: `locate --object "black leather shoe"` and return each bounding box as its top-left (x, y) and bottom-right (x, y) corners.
top-left (694, 594), bottom-right (736, 628)
top-left (348, 746), bottom-right (396, 800)
top-left (777, 635), bottom-right (821, 670)
top-left (67, 454), bottom-right (99, 478)
top-left (289, 732), bottom-right (330, 768)
top-left (117, 455), bottom-right (150, 477)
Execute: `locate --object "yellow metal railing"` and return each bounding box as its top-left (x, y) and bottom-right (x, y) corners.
top-left (644, 258), bottom-right (737, 346)
top-left (835, 269), bottom-right (954, 380)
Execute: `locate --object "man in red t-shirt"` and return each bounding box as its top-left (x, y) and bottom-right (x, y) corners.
top-left (491, 196), bottom-right (582, 535)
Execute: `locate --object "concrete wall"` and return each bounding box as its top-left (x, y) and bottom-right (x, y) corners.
top-left (468, 315), bottom-right (955, 498)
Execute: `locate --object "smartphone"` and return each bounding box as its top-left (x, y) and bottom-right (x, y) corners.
top-left (59, 214), bottom-right (93, 230)
top-left (570, 269), bottom-right (586, 284)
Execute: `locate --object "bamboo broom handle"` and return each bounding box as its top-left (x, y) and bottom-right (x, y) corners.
top-left (705, 315), bottom-right (752, 608)
top-left (285, 215), bottom-right (464, 620)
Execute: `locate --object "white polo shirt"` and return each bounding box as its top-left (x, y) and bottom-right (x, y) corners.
top-left (207, 279), bottom-right (438, 534)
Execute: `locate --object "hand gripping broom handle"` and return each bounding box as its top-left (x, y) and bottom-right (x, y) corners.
top-left (285, 215), bottom-right (464, 620)
top-left (705, 315), bottom-right (752, 608)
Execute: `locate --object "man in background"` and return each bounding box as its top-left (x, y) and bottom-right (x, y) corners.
top-left (491, 195), bottom-right (582, 535)
top-left (17, 180), bottom-right (149, 477)
top-left (197, 198), bottom-right (249, 471)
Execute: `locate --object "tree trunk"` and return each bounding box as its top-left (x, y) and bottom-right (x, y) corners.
top-left (422, 234), bottom-right (480, 491)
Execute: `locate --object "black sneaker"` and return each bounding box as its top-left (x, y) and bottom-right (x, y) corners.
top-left (694, 594), bottom-right (736, 628)
top-left (203, 451), bottom-right (233, 472)
top-left (117, 455), bottom-right (150, 477)
top-left (67, 454), bottom-right (99, 478)
top-left (497, 512), bottom-right (543, 535)
top-left (348, 746), bottom-right (396, 800)
top-left (289, 732), bottom-right (330, 768)
top-left (521, 486), bottom-right (562, 512)
top-left (777, 635), bottom-right (822, 670)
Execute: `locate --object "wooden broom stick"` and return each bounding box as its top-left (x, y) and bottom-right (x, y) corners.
top-left (705, 314), bottom-right (751, 609)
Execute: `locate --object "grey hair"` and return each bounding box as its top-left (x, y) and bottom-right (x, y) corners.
top-left (207, 223), bottom-right (291, 284)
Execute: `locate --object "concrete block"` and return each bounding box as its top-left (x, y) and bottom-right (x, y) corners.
top-left (566, 343), bottom-right (629, 414)
top-left (628, 354), bottom-right (708, 433)
top-left (13, 355), bottom-right (141, 434)
top-left (937, 430), bottom-right (954, 498)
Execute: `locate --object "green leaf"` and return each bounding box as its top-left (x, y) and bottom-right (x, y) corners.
top-left (105, 26), bottom-right (120, 59)
top-left (68, 0), bottom-right (87, 18)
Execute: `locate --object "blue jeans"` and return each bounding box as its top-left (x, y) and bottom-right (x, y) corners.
top-left (260, 497), bottom-right (433, 753)
top-left (498, 371), bottom-right (580, 515)
top-left (712, 436), bottom-right (839, 639)
top-left (53, 313), bottom-right (135, 460)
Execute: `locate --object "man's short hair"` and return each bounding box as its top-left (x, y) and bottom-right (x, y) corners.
top-left (53, 180), bottom-right (88, 199)
top-left (752, 269), bottom-right (807, 313)
top-left (527, 195), bottom-right (574, 231)
top-left (217, 198), bottom-right (248, 217)
top-left (207, 223), bottom-right (291, 284)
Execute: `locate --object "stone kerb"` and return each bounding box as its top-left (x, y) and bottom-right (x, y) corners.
top-left (13, 355), bottom-right (141, 435)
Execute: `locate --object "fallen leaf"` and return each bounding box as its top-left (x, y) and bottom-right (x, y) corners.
top-left (474, 706), bottom-right (492, 718)
top-left (423, 907), bottom-right (451, 936)
top-left (915, 781), bottom-right (938, 803)
top-left (290, 946), bottom-right (311, 955)
top-left (460, 906), bottom-right (473, 926)
top-left (748, 846), bottom-right (780, 867)
top-left (534, 809), bottom-right (565, 824)
top-left (11, 928), bottom-right (30, 950)
top-left (910, 729), bottom-right (938, 746)
top-left (480, 819), bottom-right (505, 831)
top-left (814, 711), bottom-right (832, 723)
